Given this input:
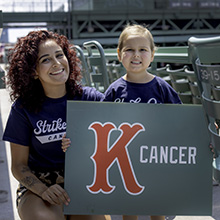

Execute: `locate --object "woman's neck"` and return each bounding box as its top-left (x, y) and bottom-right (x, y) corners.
top-left (44, 85), bottom-right (67, 99)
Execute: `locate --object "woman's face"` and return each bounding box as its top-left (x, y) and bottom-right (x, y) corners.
top-left (36, 39), bottom-right (69, 97)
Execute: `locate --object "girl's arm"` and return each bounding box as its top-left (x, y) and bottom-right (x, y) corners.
top-left (61, 133), bottom-right (71, 152)
top-left (10, 142), bottom-right (70, 205)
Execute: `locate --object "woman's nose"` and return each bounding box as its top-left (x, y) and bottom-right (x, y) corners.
top-left (52, 59), bottom-right (61, 66)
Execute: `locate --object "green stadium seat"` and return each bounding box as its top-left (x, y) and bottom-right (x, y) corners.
top-left (188, 36), bottom-right (220, 183)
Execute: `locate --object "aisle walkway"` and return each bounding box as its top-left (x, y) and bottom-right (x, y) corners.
top-left (0, 87), bottom-right (220, 220)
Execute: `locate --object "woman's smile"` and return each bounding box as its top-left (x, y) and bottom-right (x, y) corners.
top-left (50, 68), bottom-right (65, 75)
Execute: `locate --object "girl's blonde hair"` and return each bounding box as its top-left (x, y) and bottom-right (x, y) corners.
top-left (118, 24), bottom-right (155, 53)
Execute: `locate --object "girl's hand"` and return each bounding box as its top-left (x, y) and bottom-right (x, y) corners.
top-left (41, 184), bottom-right (70, 205)
top-left (210, 143), bottom-right (217, 159)
top-left (61, 133), bottom-right (71, 152)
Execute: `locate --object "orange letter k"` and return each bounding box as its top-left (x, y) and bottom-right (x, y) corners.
top-left (87, 122), bottom-right (145, 195)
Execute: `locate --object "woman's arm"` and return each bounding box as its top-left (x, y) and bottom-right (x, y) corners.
top-left (10, 143), bottom-right (70, 205)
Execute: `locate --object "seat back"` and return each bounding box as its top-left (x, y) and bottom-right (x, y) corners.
top-left (0, 65), bottom-right (5, 89)
top-left (187, 74), bottom-right (201, 104)
top-left (148, 46), bottom-right (201, 104)
top-left (83, 40), bottom-right (109, 92)
top-left (73, 45), bottom-right (91, 87)
top-left (168, 66), bottom-right (192, 104)
top-left (188, 36), bottom-right (220, 182)
top-left (106, 61), bottom-right (126, 84)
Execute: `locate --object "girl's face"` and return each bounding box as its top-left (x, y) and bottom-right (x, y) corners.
top-left (36, 39), bottom-right (69, 97)
top-left (118, 35), bottom-right (154, 76)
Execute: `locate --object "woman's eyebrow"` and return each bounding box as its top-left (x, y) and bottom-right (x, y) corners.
top-left (39, 54), bottom-right (49, 61)
top-left (55, 49), bottom-right (63, 54)
top-left (38, 50), bottom-right (63, 61)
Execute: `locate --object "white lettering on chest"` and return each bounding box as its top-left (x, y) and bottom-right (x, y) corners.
top-left (34, 118), bottom-right (66, 135)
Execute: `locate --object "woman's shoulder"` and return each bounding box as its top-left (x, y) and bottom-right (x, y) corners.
top-left (11, 98), bottom-right (25, 111)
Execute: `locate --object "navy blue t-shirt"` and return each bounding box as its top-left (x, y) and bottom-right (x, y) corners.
top-left (103, 76), bottom-right (182, 104)
top-left (3, 87), bottom-right (104, 171)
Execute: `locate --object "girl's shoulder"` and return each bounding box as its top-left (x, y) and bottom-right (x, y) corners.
top-left (154, 76), bottom-right (168, 84)
top-left (81, 86), bottom-right (104, 101)
top-left (108, 77), bottom-right (128, 88)
top-left (153, 76), bottom-right (174, 88)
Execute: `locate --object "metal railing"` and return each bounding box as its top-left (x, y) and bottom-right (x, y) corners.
top-left (0, 0), bottom-right (68, 12)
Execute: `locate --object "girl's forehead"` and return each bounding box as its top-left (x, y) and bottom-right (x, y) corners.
top-left (123, 35), bottom-right (151, 45)
top-left (125, 34), bottom-right (148, 40)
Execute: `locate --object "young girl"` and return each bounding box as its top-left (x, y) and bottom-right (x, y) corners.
top-left (2, 30), bottom-right (110, 220)
top-left (103, 24), bottom-right (182, 220)
top-left (104, 24), bottom-right (181, 105)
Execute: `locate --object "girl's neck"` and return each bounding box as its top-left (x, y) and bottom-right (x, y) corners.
top-left (123, 72), bottom-right (155, 84)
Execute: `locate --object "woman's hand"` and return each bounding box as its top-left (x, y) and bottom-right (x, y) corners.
top-left (41, 184), bottom-right (70, 206)
top-left (61, 133), bottom-right (71, 152)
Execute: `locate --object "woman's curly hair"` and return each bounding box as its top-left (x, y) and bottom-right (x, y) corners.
top-left (6, 30), bottom-right (82, 112)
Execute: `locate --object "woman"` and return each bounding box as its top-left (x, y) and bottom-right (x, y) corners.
top-left (3, 30), bottom-right (110, 220)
